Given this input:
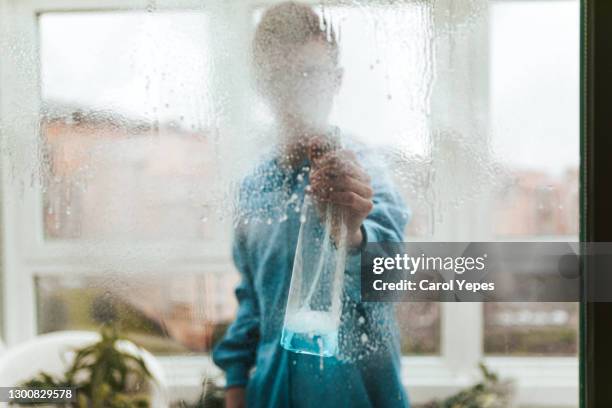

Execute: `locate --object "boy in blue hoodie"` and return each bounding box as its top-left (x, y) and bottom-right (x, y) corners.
top-left (212, 3), bottom-right (410, 407)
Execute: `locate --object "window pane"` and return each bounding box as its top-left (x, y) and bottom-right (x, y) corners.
top-left (40, 11), bottom-right (219, 241)
top-left (0, 0), bottom-right (579, 405)
top-left (397, 303), bottom-right (440, 354)
top-left (484, 303), bottom-right (578, 356)
top-left (485, 0), bottom-right (579, 356)
top-left (37, 271), bottom-right (239, 354)
top-left (39, 5), bottom-right (441, 357)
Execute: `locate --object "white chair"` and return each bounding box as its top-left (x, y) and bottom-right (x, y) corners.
top-left (0, 331), bottom-right (168, 406)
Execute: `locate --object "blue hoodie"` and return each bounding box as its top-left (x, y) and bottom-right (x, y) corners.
top-left (212, 140), bottom-right (411, 408)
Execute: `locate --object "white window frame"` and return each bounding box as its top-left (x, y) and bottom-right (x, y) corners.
top-left (0, 0), bottom-right (578, 406)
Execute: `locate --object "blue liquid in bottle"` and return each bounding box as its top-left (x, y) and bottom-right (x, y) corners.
top-left (280, 310), bottom-right (338, 357)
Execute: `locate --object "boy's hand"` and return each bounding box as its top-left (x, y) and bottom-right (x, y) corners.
top-left (308, 137), bottom-right (373, 249)
top-left (225, 387), bottom-right (246, 408)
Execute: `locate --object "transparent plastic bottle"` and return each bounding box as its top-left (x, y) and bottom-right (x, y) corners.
top-left (280, 136), bottom-right (348, 357)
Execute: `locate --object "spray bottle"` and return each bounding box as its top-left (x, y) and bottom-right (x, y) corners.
top-left (280, 132), bottom-right (348, 357)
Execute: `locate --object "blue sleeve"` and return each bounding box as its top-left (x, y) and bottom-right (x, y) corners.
top-left (344, 155), bottom-right (410, 300)
top-left (340, 159), bottom-right (409, 355)
top-left (212, 230), bottom-right (260, 388)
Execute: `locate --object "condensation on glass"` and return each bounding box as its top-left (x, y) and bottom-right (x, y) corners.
top-left (34, 4), bottom-right (442, 357)
top-left (0, 0), bottom-right (579, 406)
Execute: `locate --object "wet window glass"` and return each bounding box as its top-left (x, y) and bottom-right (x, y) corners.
top-left (0, 0), bottom-right (579, 406)
top-left (485, 0), bottom-right (579, 357)
top-left (40, 11), bottom-right (217, 241)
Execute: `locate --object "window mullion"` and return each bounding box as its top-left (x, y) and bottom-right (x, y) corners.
top-left (0, 1), bottom-right (41, 345)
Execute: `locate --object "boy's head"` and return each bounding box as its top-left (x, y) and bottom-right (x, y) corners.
top-left (253, 2), bottom-right (342, 133)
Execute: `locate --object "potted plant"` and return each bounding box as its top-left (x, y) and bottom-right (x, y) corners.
top-left (13, 325), bottom-right (155, 408)
top-left (421, 363), bottom-right (514, 408)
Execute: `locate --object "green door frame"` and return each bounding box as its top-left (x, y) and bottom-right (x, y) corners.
top-left (582, 0), bottom-right (612, 406)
